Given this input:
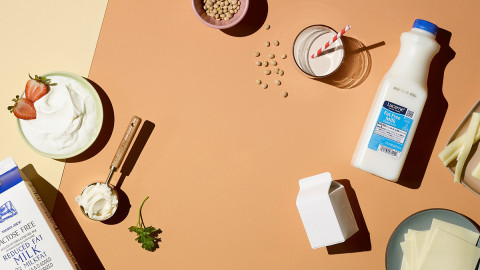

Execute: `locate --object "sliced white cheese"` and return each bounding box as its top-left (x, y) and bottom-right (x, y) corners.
top-left (401, 230), bottom-right (419, 270)
top-left (418, 219), bottom-right (480, 267)
top-left (417, 228), bottom-right (480, 270)
top-left (400, 255), bottom-right (410, 270)
top-left (431, 218), bottom-right (479, 245)
top-left (412, 230), bottom-right (429, 269)
top-left (455, 112), bottom-right (480, 183)
top-left (400, 241), bottom-right (411, 270)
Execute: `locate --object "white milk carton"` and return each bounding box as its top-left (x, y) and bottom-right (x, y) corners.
top-left (296, 172), bottom-right (358, 249)
top-left (0, 157), bottom-right (80, 270)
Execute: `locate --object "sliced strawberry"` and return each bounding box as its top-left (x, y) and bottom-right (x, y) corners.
top-left (25, 74), bottom-right (56, 102)
top-left (7, 96), bottom-right (36, 120)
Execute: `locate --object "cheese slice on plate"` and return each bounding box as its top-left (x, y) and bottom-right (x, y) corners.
top-left (405, 230), bottom-right (418, 269)
top-left (417, 228), bottom-right (480, 270)
top-left (431, 218), bottom-right (480, 245)
top-left (412, 230), bottom-right (429, 266)
top-left (400, 242), bottom-right (410, 270)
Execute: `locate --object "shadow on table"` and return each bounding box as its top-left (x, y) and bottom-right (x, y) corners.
top-left (53, 192), bottom-right (105, 270)
top-left (316, 38), bottom-right (385, 89)
top-left (327, 179), bottom-right (371, 254)
top-left (102, 120), bottom-right (156, 225)
top-left (21, 164), bottom-right (58, 212)
top-left (397, 28), bottom-right (454, 189)
top-left (66, 78), bottom-right (115, 163)
top-left (221, 0), bottom-right (268, 37)
top-left (21, 164), bottom-right (106, 270)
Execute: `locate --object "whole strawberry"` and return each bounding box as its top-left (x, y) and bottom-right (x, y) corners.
top-left (8, 95), bottom-right (36, 120)
top-left (25, 74), bottom-right (56, 102)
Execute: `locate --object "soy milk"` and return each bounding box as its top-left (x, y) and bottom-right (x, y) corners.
top-left (352, 19), bottom-right (440, 181)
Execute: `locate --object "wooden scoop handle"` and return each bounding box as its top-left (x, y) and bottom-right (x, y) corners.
top-left (110, 116), bottom-right (142, 170)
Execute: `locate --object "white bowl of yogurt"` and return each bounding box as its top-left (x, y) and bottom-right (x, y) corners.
top-left (17, 71), bottom-right (103, 159)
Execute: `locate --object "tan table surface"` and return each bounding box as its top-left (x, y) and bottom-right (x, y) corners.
top-left (52, 0), bottom-right (480, 269)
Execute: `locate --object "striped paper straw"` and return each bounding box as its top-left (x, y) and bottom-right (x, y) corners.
top-left (311, 25), bottom-right (351, 59)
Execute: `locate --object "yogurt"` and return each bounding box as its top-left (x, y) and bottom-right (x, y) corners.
top-left (19, 75), bottom-right (99, 155)
top-left (76, 183), bottom-right (118, 221)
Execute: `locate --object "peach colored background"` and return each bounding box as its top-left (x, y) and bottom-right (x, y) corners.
top-left (54, 0), bottom-right (480, 269)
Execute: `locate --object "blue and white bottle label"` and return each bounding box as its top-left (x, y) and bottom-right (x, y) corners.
top-left (367, 101), bottom-right (415, 158)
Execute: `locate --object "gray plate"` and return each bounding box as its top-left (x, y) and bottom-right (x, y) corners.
top-left (385, 208), bottom-right (480, 270)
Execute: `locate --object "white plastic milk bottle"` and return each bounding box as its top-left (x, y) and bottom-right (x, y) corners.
top-left (352, 19), bottom-right (440, 181)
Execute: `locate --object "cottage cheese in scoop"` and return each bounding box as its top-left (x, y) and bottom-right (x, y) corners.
top-left (19, 75), bottom-right (99, 155)
top-left (76, 183), bottom-right (118, 221)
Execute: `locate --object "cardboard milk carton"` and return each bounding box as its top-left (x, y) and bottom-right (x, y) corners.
top-left (296, 172), bottom-right (358, 249)
top-left (0, 157), bottom-right (80, 270)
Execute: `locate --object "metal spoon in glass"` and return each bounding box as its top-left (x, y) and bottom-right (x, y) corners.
top-left (78, 116), bottom-right (142, 221)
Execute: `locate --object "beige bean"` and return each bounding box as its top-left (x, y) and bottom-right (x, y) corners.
top-left (253, 52), bottom-right (260, 57)
top-left (279, 70), bottom-right (284, 76)
top-left (271, 60), bottom-right (277, 66)
top-left (282, 92), bottom-right (288, 98)
top-left (281, 54), bottom-right (287, 59)
top-left (263, 61), bottom-right (268, 67)
top-left (268, 54), bottom-right (275, 59)
top-left (256, 80), bottom-right (262, 84)
top-left (265, 24), bottom-right (270, 30)
top-left (262, 84), bottom-right (268, 89)
top-left (264, 70), bottom-right (271, 75)
top-left (275, 80), bottom-right (281, 85)
top-left (274, 40), bottom-right (279, 46)
top-left (265, 41), bottom-right (270, 47)
top-left (256, 61), bottom-right (262, 66)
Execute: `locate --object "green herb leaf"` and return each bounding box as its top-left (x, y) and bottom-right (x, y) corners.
top-left (128, 196), bottom-right (161, 252)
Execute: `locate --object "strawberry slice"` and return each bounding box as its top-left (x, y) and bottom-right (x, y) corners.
top-left (25, 74), bottom-right (56, 102)
top-left (7, 96), bottom-right (36, 120)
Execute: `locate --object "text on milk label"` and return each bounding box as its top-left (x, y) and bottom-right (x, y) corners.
top-left (367, 100), bottom-right (414, 158)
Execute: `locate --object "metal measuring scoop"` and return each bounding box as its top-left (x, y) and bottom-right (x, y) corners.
top-left (78, 116), bottom-right (142, 221)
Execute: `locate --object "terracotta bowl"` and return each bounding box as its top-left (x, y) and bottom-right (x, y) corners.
top-left (191, 0), bottom-right (249, 29)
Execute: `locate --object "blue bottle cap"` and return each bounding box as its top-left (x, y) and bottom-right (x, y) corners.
top-left (412, 19), bottom-right (438, 36)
